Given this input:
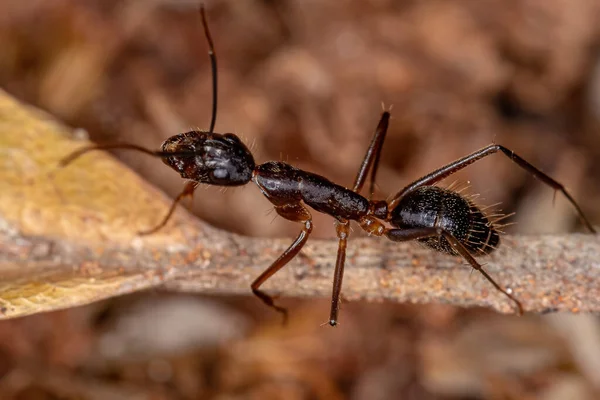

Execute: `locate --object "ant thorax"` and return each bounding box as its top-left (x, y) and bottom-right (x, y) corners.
top-left (253, 161), bottom-right (370, 220)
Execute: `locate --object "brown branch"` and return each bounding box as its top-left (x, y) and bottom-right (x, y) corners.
top-left (0, 89), bottom-right (598, 320)
top-left (1, 217), bottom-right (599, 319)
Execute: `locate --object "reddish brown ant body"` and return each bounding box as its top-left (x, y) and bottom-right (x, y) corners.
top-left (61, 7), bottom-right (596, 325)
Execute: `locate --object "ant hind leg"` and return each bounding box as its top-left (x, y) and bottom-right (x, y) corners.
top-left (385, 226), bottom-right (524, 315)
top-left (389, 144), bottom-right (595, 233)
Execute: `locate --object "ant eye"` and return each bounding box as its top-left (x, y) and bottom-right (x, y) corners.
top-left (223, 134), bottom-right (241, 144)
top-left (211, 168), bottom-right (229, 181)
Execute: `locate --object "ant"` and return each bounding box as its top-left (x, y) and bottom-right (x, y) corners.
top-left (60, 6), bottom-right (596, 326)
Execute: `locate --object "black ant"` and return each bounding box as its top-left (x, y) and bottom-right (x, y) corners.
top-left (60, 6), bottom-right (596, 326)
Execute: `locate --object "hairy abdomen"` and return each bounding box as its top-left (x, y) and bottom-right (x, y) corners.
top-left (389, 186), bottom-right (500, 255)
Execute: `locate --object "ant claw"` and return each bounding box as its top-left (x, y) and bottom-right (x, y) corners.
top-left (319, 320), bottom-right (338, 327)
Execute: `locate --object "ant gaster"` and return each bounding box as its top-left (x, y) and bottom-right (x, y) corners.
top-left (60, 7), bottom-right (596, 326)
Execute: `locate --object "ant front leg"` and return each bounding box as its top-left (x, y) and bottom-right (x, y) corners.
top-left (251, 202), bottom-right (313, 324)
top-left (389, 144), bottom-right (595, 233)
top-left (138, 181), bottom-right (199, 235)
top-left (385, 227), bottom-right (524, 315)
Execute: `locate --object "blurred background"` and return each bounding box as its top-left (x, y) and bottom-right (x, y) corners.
top-left (1, 0), bottom-right (600, 398)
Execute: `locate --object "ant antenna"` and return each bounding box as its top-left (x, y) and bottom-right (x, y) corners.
top-left (200, 5), bottom-right (218, 133)
top-left (59, 5), bottom-right (220, 167)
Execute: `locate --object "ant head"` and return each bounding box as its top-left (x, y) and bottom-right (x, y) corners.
top-left (160, 131), bottom-right (255, 186)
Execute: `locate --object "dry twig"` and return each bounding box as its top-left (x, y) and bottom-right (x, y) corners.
top-left (0, 89), bottom-right (598, 319)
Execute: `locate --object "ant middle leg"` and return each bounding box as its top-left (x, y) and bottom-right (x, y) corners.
top-left (353, 111), bottom-right (390, 197)
top-left (251, 202), bottom-right (313, 324)
top-left (138, 181), bottom-right (199, 235)
top-left (325, 112), bottom-right (390, 327)
top-left (328, 219), bottom-right (349, 326)
top-left (389, 144), bottom-right (595, 233)
top-left (385, 226), bottom-right (524, 315)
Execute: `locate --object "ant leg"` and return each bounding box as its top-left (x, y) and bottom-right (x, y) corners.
top-left (353, 111), bottom-right (390, 197)
top-left (251, 203), bottom-right (313, 324)
top-left (138, 181), bottom-right (199, 235)
top-left (328, 220), bottom-right (349, 326)
top-left (325, 112), bottom-right (390, 326)
top-left (441, 232), bottom-right (524, 315)
top-left (385, 227), bottom-right (524, 315)
top-left (389, 144), bottom-right (595, 233)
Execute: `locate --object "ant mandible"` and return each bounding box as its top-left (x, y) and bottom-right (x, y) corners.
top-left (60, 6), bottom-right (596, 326)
